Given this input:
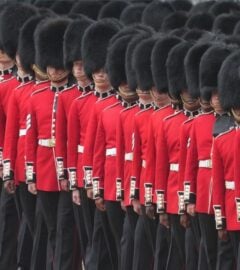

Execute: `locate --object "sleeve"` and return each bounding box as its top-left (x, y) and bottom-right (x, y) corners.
top-left (82, 105), bottom-right (97, 188)
top-left (130, 116), bottom-right (141, 200)
top-left (234, 130), bottom-right (240, 221)
top-left (116, 112), bottom-right (124, 200)
top-left (154, 121), bottom-right (169, 213)
top-left (212, 138), bottom-right (226, 230)
top-left (184, 123), bottom-right (198, 204)
top-left (67, 100), bottom-right (79, 189)
top-left (144, 117), bottom-right (155, 206)
top-left (92, 113), bottom-right (106, 199)
top-left (55, 94), bottom-right (68, 181)
top-left (2, 92), bottom-right (19, 181)
top-left (25, 96), bottom-right (38, 184)
top-left (0, 100), bottom-right (6, 171)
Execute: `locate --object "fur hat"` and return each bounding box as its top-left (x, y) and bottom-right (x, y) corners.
top-left (51, 1), bottom-right (74, 15)
top-left (70, 1), bottom-right (103, 20)
top-left (120, 3), bottom-right (146, 25)
top-left (162, 11), bottom-right (188, 33)
top-left (35, 18), bottom-right (71, 71)
top-left (98, 1), bottom-right (129, 19)
top-left (132, 37), bottom-right (157, 91)
top-left (218, 49), bottom-right (240, 110)
top-left (183, 29), bottom-right (207, 42)
top-left (171, 0), bottom-right (192, 12)
top-left (18, 15), bottom-right (46, 74)
top-left (106, 35), bottom-right (134, 89)
top-left (213, 14), bottom-right (240, 35)
top-left (151, 36), bottom-right (182, 93)
top-left (34, 0), bottom-right (54, 8)
top-left (125, 32), bottom-right (152, 91)
top-left (82, 19), bottom-right (121, 79)
top-left (169, 27), bottom-right (188, 38)
top-left (141, 1), bottom-right (175, 31)
top-left (167, 41), bottom-right (192, 100)
top-left (209, 1), bottom-right (240, 16)
top-left (185, 13), bottom-right (214, 31)
top-left (190, 1), bottom-right (216, 15)
top-left (0, 3), bottom-right (37, 59)
top-left (64, 17), bottom-right (94, 70)
top-left (200, 44), bottom-right (235, 102)
top-left (184, 42), bottom-right (212, 99)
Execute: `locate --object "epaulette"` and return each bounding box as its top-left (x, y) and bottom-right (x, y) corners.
top-left (61, 84), bottom-right (77, 93)
top-left (75, 91), bottom-right (92, 101)
top-left (215, 126), bottom-right (235, 139)
top-left (135, 105), bottom-right (152, 116)
top-left (31, 86), bottom-right (49, 97)
top-left (164, 110), bottom-right (183, 121)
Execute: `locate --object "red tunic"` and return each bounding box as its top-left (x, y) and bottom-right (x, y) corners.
top-left (144, 105), bottom-right (174, 206)
top-left (131, 106), bottom-right (153, 205)
top-left (55, 85), bottom-right (81, 180)
top-left (67, 92), bottom-right (97, 188)
top-left (184, 112), bottom-right (215, 214)
top-left (212, 128), bottom-right (239, 231)
top-left (155, 111), bottom-right (187, 214)
top-left (25, 85), bottom-right (75, 191)
top-left (116, 104), bottom-right (140, 206)
top-left (93, 101), bottom-right (123, 201)
top-left (82, 93), bottom-right (118, 187)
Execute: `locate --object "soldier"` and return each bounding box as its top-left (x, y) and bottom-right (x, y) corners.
top-left (25, 17), bottom-right (72, 268)
top-left (213, 49), bottom-right (240, 269)
top-left (81, 19), bottom-right (121, 270)
top-left (64, 16), bottom-right (95, 268)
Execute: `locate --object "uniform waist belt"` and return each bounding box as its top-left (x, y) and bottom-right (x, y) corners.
top-left (225, 181), bottom-right (235, 190)
top-left (170, 163), bottom-right (179, 172)
top-left (19, 129), bottom-right (26, 136)
top-left (38, 138), bottom-right (56, 147)
top-left (199, 159), bottom-right (212, 168)
top-left (125, 152), bottom-right (133, 161)
top-left (77, 145), bottom-right (84, 153)
top-left (142, 160), bottom-right (146, 168)
top-left (106, 148), bottom-right (116, 156)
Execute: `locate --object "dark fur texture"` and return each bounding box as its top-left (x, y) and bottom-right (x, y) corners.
top-left (64, 17), bottom-right (94, 70)
top-left (151, 36), bottom-right (182, 93)
top-left (213, 14), bottom-right (240, 35)
top-left (120, 3), bottom-right (146, 25)
top-left (183, 29), bottom-right (207, 42)
top-left (51, 1), bottom-right (74, 15)
top-left (171, 0), bottom-right (192, 11)
top-left (82, 20), bottom-right (121, 79)
top-left (210, 1), bottom-right (240, 16)
top-left (185, 12), bottom-right (214, 31)
top-left (70, 1), bottom-right (103, 20)
top-left (162, 11), bottom-right (188, 32)
top-left (190, 1), bottom-right (216, 15)
top-left (98, 1), bottom-right (129, 19)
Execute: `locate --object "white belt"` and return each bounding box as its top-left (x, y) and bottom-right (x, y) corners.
top-left (225, 181), bottom-right (235, 190)
top-left (77, 145), bottom-right (84, 153)
top-left (170, 163), bottom-right (179, 172)
top-left (106, 148), bottom-right (116, 156)
top-left (199, 159), bottom-right (212, 168)
top-left (125, 152), bottom-right (133, 161)
top-left (19, 129), bottom-right (26, 136)
top-left (38, 138), bottom-right (56, 147)
top-left (142, 160), bottom-right (146, 168)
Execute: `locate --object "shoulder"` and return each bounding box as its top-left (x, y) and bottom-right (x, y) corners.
top-left (31, 86), bottom-right (49, 97)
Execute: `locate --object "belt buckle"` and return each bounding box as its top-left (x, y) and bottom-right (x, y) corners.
top-left (49, 138), bottom-right (56, 147)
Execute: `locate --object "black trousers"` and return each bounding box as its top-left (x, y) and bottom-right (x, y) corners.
top-left (166, 214), bottom-right (185, 270)
top-left (54, 191), bottom-right (80, 270)
top-left (38, 190), bottom-right (59, 268)
top-left (154, 222), bottom-right (170, 270)
top-left (132, 205), bottom-right (158, 270)
top-left (88, 208), bottom-right (116, 270)
top-left (197, 213), bottom-right (217, 270)
top-left (105, 201), bottom-right (125, 270)
top-left (0, 187), bottom-right (20, 270)
top-left (120, 206), bottom-right (138, 270)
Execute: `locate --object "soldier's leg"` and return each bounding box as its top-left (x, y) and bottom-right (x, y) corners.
top-left (54, 191), bottom-right (76, 270)
top-left (120, 206), bottom-right (138, 270)
top-left (105, 200), bottom-right (125, 270)
top-left (38, 191), bottom-right (59, 266)
top-left (0, 187), bottom-right (19, 270)
top-left (229, 231), bottom-right (240, 266)
top-left (198, 213), bottom-right (217, 270)
top-left (154, 223), bottom-right (170, 270)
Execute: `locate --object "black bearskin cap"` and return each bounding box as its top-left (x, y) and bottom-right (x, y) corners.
top-left (120, 3), bottom-right (146, 25)
top-left (51, 1), bottom-right (74, 15)
top-left (70, 1), bottom-right (103, 20)
top-left (98, 1), bottom-right (129, 19)
top-left (35, 18), bottom-right (71, 71)
top-left (183, 29), bottom-right (207, 42)
top-left (64, 17), bottom-right (94, 70)
top-left (210, 1), bottom-right (240, 16)
top-left (213, 14), bottom-right (240, 35)
top-left (185, 13), bottom-right (214, 31)
top-left (190, 1), bottom-right (216, 15)
top-left (82, 19), bottom-right (122, 79)
top-left (151, 36), bottom-right (182, 93)
top-left (162, 11), bottom-right (188, 33)
top-left (171, 0), bottom-right (192, 12)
